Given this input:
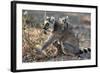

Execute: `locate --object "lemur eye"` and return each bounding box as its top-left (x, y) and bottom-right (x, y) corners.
top-left (43, 23), bottom-right (49, 30)
top-left (46, 23), bottom-right (49, 27)
top-left (65, 19), bottom-right (67, 22)
top-left (63, 20), bottom-right (65, 23)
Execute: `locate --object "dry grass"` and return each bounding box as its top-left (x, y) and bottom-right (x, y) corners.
top-left (22, 26), bottom-right (59, 62)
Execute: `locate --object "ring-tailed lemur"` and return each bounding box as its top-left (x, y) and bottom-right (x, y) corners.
top-left (37, 16), bottom-right (91, 59)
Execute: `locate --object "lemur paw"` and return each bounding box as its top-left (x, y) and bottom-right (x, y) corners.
top-left (35, 48), bottom-right (46, 56)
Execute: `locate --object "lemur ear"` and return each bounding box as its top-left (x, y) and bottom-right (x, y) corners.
top-left (46, 16), bottom-right (49, 19)
top-left (50, 16), bottom-right (55, 21)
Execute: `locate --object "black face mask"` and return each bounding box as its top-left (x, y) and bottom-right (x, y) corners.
top-left (43, 23), bottom-right (49, 30)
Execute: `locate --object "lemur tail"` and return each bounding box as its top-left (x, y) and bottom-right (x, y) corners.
top-left (78, 48), bottom-right (91, 59)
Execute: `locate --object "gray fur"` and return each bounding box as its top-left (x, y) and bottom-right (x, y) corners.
top-left (41, 16), bottom-right (90, 59)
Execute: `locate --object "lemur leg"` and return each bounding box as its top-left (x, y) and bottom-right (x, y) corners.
top-left (42, 34), bottom-right (56, 50)
top-left (36, 34), bottom-right (57, 55)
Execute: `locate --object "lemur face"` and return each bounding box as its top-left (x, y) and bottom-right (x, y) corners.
top-left (59, 16), bottom-right (69, 24)
top-left (43, 16), bottom-right (69, 34)
top-left (43, 16), bottom-right (55, 33)
top-left (58, 16), bottom-right (69, 30)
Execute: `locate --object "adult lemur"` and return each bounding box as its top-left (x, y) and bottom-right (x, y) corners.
top-left (37, 16), bottom-right (91, 59)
